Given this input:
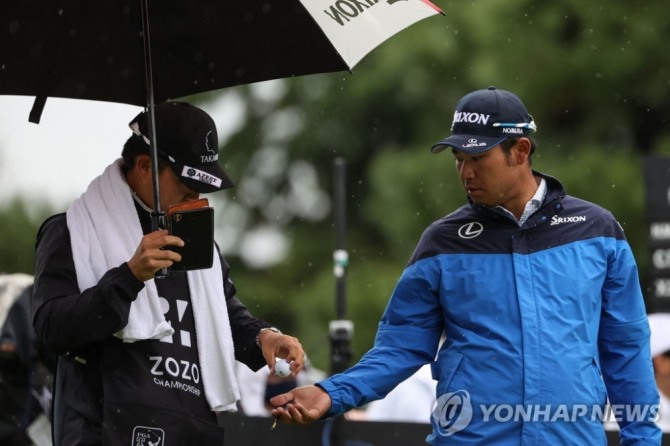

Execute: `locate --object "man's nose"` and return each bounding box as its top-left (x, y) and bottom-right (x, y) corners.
top-left (458, 160), bottom-right (474, 179)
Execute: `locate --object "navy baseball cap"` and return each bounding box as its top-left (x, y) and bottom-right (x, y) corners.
top-left (431, 87), bottom-right (537, 155)
top-left (129, 101), bottom-right (235, 193)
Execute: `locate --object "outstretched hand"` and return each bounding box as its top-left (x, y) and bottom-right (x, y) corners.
top-left (127, 230), bottom-right (184, 281)
top-left (270, 385), bottom-right (332, 425)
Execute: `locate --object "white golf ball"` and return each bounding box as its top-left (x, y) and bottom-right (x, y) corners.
top-left (275, 359), bottom-right (291, 377)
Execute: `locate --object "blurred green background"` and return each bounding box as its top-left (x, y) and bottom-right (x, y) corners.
top-left (2, 0), bottom-right (669, 372)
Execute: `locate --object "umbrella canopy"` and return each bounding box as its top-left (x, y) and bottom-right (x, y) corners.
top-left (2, 0), bottom-right (443, 237)
top-left (2, 0), bottom-right (443, 122)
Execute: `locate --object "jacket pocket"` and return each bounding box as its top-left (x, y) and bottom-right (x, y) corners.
top-left (590, 357), bottom-right (608, 406)
top-left (431, 351), bottom-right (464, 396)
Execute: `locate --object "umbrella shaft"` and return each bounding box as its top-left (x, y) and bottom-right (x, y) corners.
top-left (140, 0), bottom-right (161, 214)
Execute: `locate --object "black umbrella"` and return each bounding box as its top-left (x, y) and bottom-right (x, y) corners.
top-left (2, 0), bottom-right (443, 217)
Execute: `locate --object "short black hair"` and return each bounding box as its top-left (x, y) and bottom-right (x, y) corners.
top-left (121, 135), bottom-right (168, 174)
top-left (500, 137), bottom-right (536, 165)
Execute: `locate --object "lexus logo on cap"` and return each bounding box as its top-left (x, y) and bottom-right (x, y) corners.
top-left (458, 222), bottom-right (483, 239)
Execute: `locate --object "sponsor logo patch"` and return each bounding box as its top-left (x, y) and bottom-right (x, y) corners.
top-left (181, 165), bottom-right (222, 188)
top-left (132, 426), bottom-right (164, 446)
top-left (453, 111), bottom-right (491, 126)
top-left (458, 222), bottom-right (484, 239)
top-left (550, 215), bottom-right (586, 226)
top-left (462, 138), bottom-right (487, 149)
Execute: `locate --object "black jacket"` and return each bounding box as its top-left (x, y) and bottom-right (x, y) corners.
top-left (32, 203), bottom-right (271, 446)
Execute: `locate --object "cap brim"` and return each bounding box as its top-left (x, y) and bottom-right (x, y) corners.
top-left (171, 163), bottom-right (235, 193)
top-left (431, 134), bottom-right (507, 155)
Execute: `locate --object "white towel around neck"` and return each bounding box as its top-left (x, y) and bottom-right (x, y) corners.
top-left (66, 159), bottom-right (240, 411)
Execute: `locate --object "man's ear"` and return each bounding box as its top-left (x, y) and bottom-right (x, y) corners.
top-left (513, 138), bottom-right (532, 164)
top-left (135, 154), bottom-right (153, 177)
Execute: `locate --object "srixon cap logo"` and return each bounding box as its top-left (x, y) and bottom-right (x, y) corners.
top-left (452, 112), bottom-right (491, 128)
top-left (325, 0), bottom-right (401, 26)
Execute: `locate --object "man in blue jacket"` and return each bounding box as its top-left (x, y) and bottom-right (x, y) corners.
top-left (271, 87), bottom-right (661, 445)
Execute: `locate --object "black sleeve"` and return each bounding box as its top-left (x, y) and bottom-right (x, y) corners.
top-left (32, 214), bottom-right (145, 354)
top-left (219, 255), bottom-right (272, 372)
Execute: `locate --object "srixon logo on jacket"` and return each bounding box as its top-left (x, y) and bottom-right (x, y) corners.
top-left (550, 215), bottom-right (587, 226)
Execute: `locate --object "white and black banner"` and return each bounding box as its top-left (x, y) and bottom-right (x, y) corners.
top-left (643, 156), bottom-right (670, 308)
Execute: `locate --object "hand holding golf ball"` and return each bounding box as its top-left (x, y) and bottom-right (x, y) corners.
top-left (274, 358), bottom-right (292, 377)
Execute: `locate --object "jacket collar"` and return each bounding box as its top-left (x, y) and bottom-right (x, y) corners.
top-left (469, 171), bottom-right (567, 226)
